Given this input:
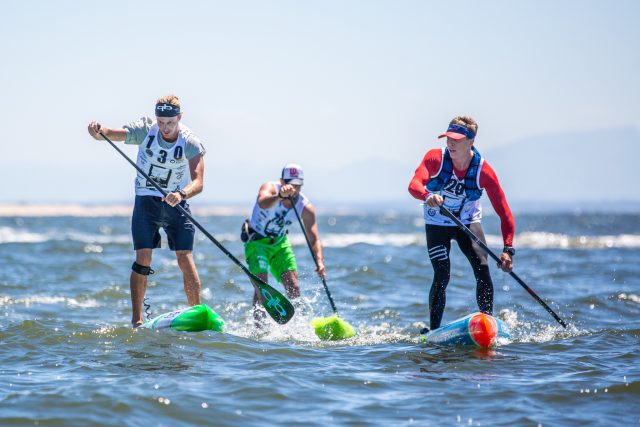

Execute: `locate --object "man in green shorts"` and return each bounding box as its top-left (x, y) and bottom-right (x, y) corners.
top-left (242, 163), bottom-right (325, 325)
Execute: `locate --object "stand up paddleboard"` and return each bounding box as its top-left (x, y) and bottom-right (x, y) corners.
top-left (420, 312), bottom-right (510, 347)
top-left (139, 304), bottom-right (225, 332)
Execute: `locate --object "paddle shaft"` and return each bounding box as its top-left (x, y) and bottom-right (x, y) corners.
top-left (438, 205), bottom-right (567, 328)
top-left (288, 197), bottom-right (338, 314)
top-left (97, 130), bottom-right (294, 323)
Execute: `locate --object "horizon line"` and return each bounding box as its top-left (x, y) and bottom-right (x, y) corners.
top-left (2, 200), bottom-right (640, 217)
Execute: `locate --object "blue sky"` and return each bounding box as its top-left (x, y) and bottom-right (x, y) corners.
top-left (3, 0), bottom-right (639, 207)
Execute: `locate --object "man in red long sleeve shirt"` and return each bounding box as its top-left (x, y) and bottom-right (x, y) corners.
top-left (408, 115), bottom-right (515, 331)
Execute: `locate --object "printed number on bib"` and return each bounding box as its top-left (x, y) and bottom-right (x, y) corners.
top-left (157, 150), bottom-right (168, 164)
top-left (444, 179), bottom-right (464, 196)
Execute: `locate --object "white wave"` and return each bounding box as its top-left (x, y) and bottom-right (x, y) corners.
top-left (0, 227), bottom-right (130, 245)
top-left (2, 225), bottom-right (639, 249)
top-left (289, 233), bottom-right (424, 248)
top-left (0, 227), bottom-right (48, 243)
top-left (196, 233), bottom-right (237, 243)
top-left (515, 232), bottom-right (640, 249)
top-left (0, 295), bottom-right (99, 308)
top-left (0, 204), bottom-right (133, 217)
top-left (64, 231), bottom-right (130, 245)
top-left (299, 232), bottom-right (640, 249)
top-left (618, 293), bottom-right (640, 304)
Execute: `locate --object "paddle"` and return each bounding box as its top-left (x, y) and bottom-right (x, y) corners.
top-left (288, 196), bottom-right (355, 340)
top-left (97, 130), bottom-right (294, 324)
top-left (438, 205), bottom-right (567, 328)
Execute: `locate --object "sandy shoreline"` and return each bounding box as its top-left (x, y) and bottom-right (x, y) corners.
top-left (0, 203), bottom-right (248, 217)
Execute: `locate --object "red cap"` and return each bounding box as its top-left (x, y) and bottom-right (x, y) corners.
top-left (437, 131), bottom-right (467, 140)
top-left (438, 123), bottom-right (476, 140)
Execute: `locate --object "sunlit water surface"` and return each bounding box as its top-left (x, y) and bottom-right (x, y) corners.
top-left (1, 210), bottom-right (638, 426)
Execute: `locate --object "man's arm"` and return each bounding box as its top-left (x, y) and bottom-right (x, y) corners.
top-left (257, 182), bottom-right (280, 209)
top-left (87, 121), bottom-right (128, 141)
top-left (301, 202), bottom-right (325, 278)
top-left (163, 154), bottom-right (204, 207)
top-left (408, 149), bottom-right (441, 201)
top-left (480, 162), bottom-right (515, 272)
top-left (186, 154), bottom-right (205, 198)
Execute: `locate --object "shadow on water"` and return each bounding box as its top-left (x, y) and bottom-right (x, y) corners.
top-left (85, 327), bottom-right (197, 373)
top-left (404, 343), bottom-right (520, 382)
top-left (119, 346), bottom-right (192, 372)
top-left (408, 345), bottom-right (515, 364)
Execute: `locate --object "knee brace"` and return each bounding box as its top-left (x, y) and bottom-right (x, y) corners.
top-left (132, 262), bottom-right (154, 276)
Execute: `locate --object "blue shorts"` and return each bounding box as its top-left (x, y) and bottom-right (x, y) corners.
top-left (131, 195), bottom-right (195, 251)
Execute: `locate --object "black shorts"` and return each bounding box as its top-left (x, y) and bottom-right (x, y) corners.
top-left (425, 223), bottom-right (487, 265)
top-left (131, 195), bottom-right (195, 251)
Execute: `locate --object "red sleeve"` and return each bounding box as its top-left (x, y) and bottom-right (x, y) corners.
top-left (408, 149), bottom-right (442, 200)
top-left (479, 162), bottom-right (515, 246)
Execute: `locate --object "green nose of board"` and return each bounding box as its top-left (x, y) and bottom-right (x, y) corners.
top-left (140, 304), bottom-right (225, 332)
top-left (311, 315), bottom-right (355, 340)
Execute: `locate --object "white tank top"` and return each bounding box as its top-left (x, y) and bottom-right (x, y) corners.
top-left (249, 182), bottom-right (309, 237)
top-left (424, 169), bottom-right (484, 226)
top-left (134, 124), bottom-right (191, 197)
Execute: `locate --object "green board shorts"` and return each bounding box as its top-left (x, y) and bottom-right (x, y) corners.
top-left (244, 235), bottom-right (297, 282)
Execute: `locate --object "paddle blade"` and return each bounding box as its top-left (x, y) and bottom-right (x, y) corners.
top-left (256, 282), bottom-right (295, 324)
top-left (311, 315), bottom-right (355, 340)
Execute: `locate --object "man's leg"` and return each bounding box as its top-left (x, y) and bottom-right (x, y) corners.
top-left (244, 239), bottom-right (271, 327)
top-left (252, 273), bottom-right (269, 326)
top-left (272, 237), bottom-right (300, 300)
top-left (458, 223), bottom-right (493, 314)
top-left (130, 195), bottom-right (161, 326)
top-left (131, 248), bottom-right (152, 326)
top-left (279, 270), bottom-right (300, 300)
top-left (176, 250), bottom-right (201, 306)
top-left (426, 225), bottom-right (453, 330)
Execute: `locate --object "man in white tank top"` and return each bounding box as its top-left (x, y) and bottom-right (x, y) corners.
top-left (242, 164), bottom-right (325, 326)
top-left (87, 95), bottom-right (206, 327)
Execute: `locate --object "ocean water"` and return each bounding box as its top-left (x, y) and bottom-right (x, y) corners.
top-left (1, 207), bottom-right (639, 426)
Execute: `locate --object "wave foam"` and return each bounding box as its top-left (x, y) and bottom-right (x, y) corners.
top-left (2, 225), bottom-right (639, 249)
top-left (289, 233), bottom-right (423, 248)
top-left (0, 227), bottom-right (130, 245)
top-left (618, 293), bottom-right (640, 304)
top-left (0, 295), bottom-right (99, 308)
top-left (516, 232), bottom-right (640, 249)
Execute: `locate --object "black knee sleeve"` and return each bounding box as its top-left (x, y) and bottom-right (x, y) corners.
top-left (132, 262), bottom-right (154, 276)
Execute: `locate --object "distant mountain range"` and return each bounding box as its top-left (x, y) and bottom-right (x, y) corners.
top-left (483, 127), bottom-right (639, 204)
top-left (10, 127), bottom-right (639, 212)
top-left (312, 127), bottom-right (640, 210)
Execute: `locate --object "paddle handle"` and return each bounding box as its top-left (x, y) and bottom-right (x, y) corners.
top-left (97, 131), bottom-right (294, 324)
top-left (439, 205), bottom-right (567, 328)
top-left (288, 197), bottom-right (338, 314)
